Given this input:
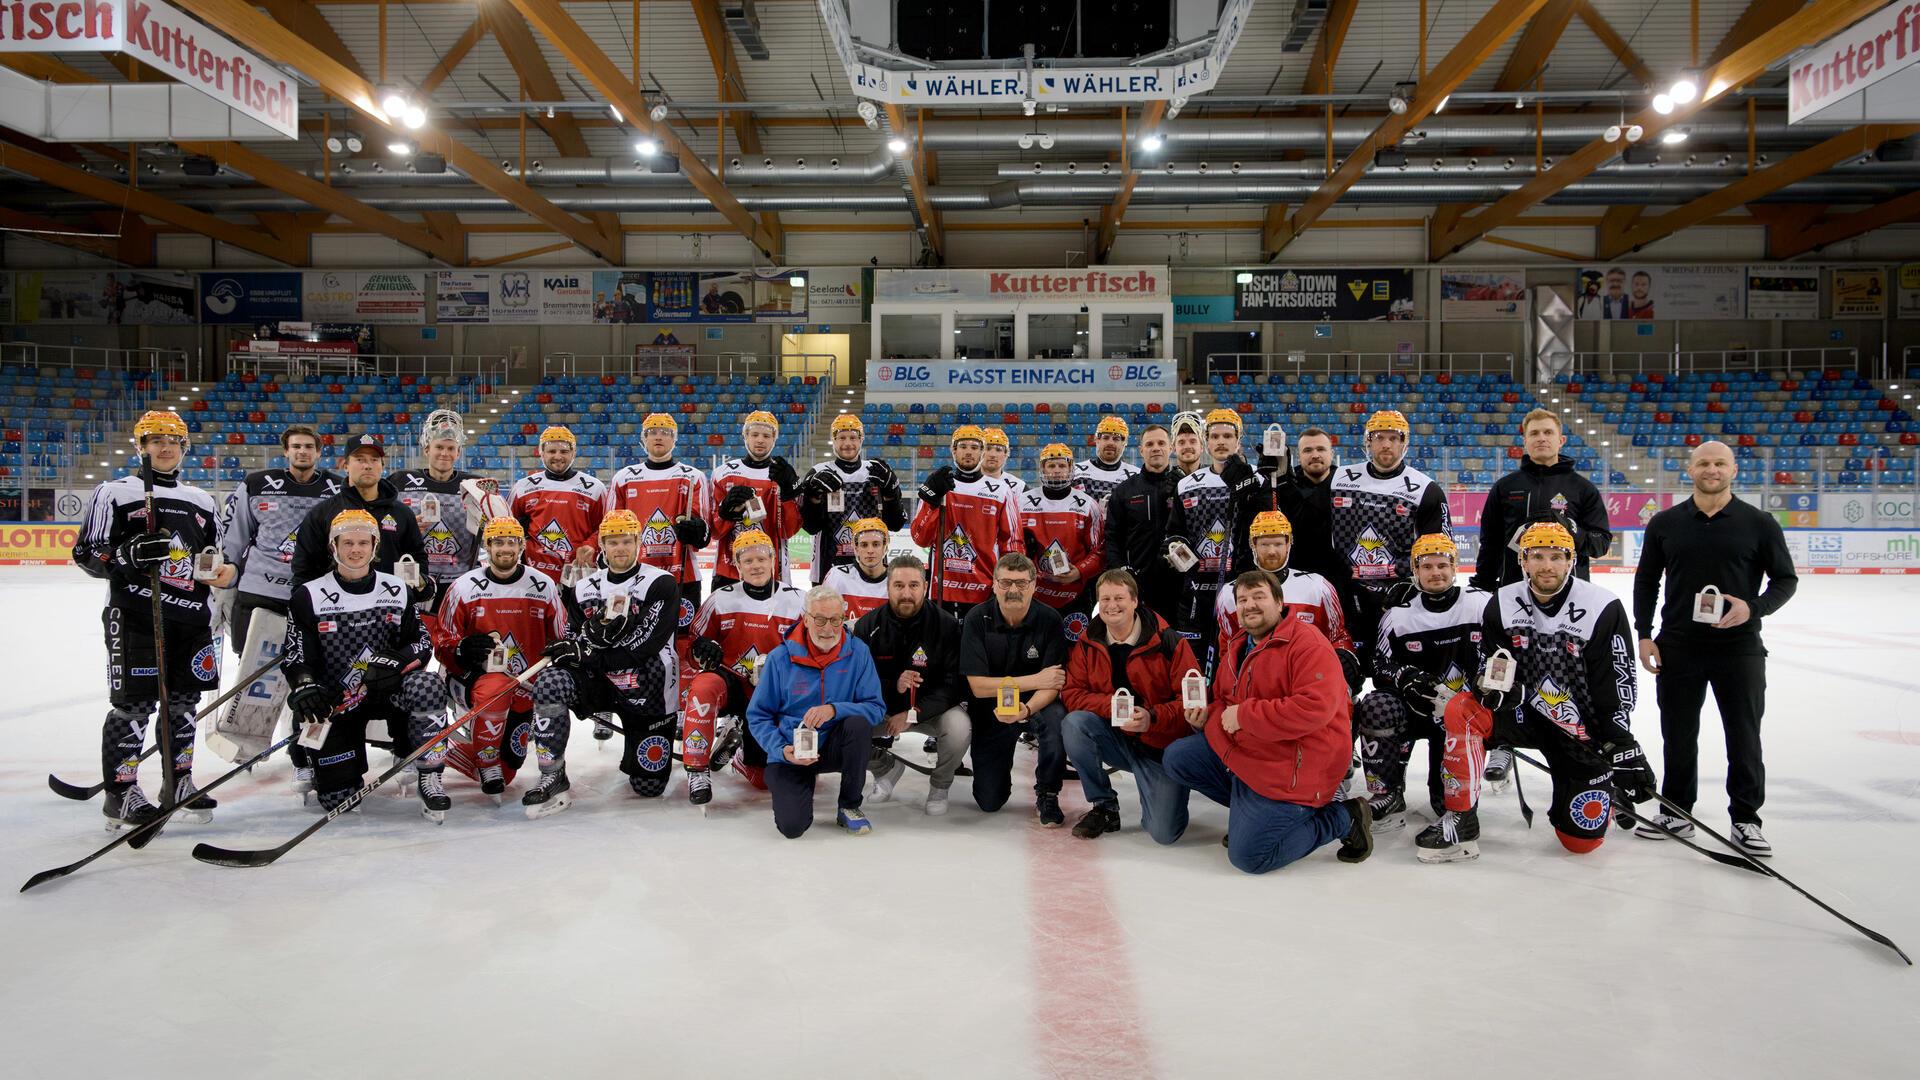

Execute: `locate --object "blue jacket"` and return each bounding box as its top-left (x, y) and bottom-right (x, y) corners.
top-left (747, 623), bottom-right (886, 756)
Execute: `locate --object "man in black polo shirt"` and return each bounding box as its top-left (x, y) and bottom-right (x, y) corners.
top-left (958, 552), bottom-right (1069, 825)
top-left (1104, 425), bottom-right (1183, 621)
top-left (1633, 439), bottom-right (1797, 856)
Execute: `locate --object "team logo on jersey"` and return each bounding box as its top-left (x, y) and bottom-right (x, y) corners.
top-left (1348, 527), bottom-right (1394, 574)
top-left (158, 535), bottom-right (195, 591)
top-left (277, 529), bottom-right (298, 561)
top-left (1569, 788), bottom-right (1611, 831)
top-left (341, 648), bottom-right (372, 711)
top-left (1530, 677), bottom-right (1581, 733)
top-left (536, 518), bottom-right (574, 559)
top-left (495, 633), bottom-right (528, 677)
top-left (1198, 523), bottom-right (1229, 564)
top-left (381, 514), bottom-right (398, 532)
top-left (1550, 493), bottom-right (1569, 513)
top-left (941, 527), bottom-right (977, 568)
top-left (1333, 496), bottom-right (1352, 508)
top-left (910, 645), bottom-right (928, 669)
top-left (637, 735), bottom-right (672, 772)
top-left (424, 523), bottom-right (457, 559)
top-left (732, 646), bottom-right (762, 680)
top-left (191, 643), bottom-right (219, 682)
top-left (1441, 664), bottom-right (1468, 693)
top-left (641, 509), bottom-right (677, 553)
top-left (1062, 611), bottom-right (1090, 643)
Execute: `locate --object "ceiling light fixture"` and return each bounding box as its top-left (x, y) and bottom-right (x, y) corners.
top-left (1652, 93), bottom-right (1675, 115)
top-left (1140, 133), bottom-right (1163, 152)
top-left (649, 103), bottom-right (669, 122)
top-left (886, 136), bottom-right (908, 155)
top-left (1661, 129), bottom-right (1689, 145)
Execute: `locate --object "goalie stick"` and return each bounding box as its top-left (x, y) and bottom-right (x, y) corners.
top-left (191, 658), bottom-right (551, 869)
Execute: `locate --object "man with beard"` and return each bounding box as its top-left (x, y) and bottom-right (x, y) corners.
top-left (856, 555), bottom-right (970, 815)
top-left (1328, 410), bottom-right (1448, 676)
top-left (510, 425), bottom-right (604, 584)
top-left (1103, 425), bottom-right (1183, 621)
top-left (1263, 426), bottom-right (1350, 600)
top-left (1019, 442), bottom-right (1105, 634)
top-left (799, 413), bottom-right (907, 585)
top-left (1074, 415), bottom-right (1139, 504)
top-left (218, 424), bottom-right (340, 652)
top-left (1169, 410), bottom-right (1206, 476)
top-left (1165, 409), bottom-right (1265, 674)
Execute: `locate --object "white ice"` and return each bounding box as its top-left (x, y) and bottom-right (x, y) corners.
top-left (2, 566), bottom-right (1916, 1079)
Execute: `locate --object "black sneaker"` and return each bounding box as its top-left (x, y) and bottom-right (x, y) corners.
top-left (1336, 796), bottom-right (1374, 863)
top-left (1036, 792), bottom-right (1065, 828)
top-left (1072, 803), bottom-right (1121, 839)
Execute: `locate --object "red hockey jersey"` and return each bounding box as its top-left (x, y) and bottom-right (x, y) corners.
top-left (1017, 485), bottom-right (1105, 609)
top-left (604, 459), bottom-right (712, 583)
top-left (909, 472), bottom-right (1021, 607)
top-left (710, 456), bottom-right (800, 582)
top-left (691, 580), bottom-right (806, 682)
top-left (431, 564), bottom-right (569, 680)
top-left (1214, 565), bottom-right (1352, 652)
top-left (511, 468), bottom-right (605, 578)
top-left (822, 563), bottom-right (890, 620)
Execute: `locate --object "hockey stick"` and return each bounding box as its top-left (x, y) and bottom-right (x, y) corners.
top-left (1511, 749), bottom-right (1748, 871)
top-left (141, 459), bottom-right (180, 843)
top-left (190, 658), bottom-right (551, 869)
top-left (48, 655), bottom-right (288, 801)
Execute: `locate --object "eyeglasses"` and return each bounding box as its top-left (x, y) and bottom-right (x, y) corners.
top-left (807, 613), bottom-right (847, 626)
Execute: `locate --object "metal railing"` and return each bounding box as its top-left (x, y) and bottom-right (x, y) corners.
top-left (542, 351), bottom-right (840, 381)
top-left (1203, 351), bottom-right (1517, 378)
top-left (1571, 347), bottom-right (1863, 379)
top-left (0, 342), bottom-right (192, 383)
top-left (1903, 345), bottom-right (1918, 378)
top-left (225, 351), bottom-right (509, 385)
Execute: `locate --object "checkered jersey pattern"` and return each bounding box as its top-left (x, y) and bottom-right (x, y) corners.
top-left (1172, 469), bottom-right (1237, 577)
top-left (1329, 463), bottom-right (1448, 583)
top-left (564, 566), bottom-right (678, 715)
top-left (394, 469), bottom-right (486, 583)
top-left (285, 571), bottom-right (429, 706)
top-left (806, 458), bottom-right (891, 583)
top-left (1485, 577), bottom-right (1635, 746)
top-left (1073, 458), bottom-right (1138, 506)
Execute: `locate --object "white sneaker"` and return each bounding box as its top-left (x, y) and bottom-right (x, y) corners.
top-left (870, 757), bottom-right (907, 802)
top-left (1632, 813), bottom-right (1696, 840)
top-left (1732, 822), bottom-right (1772, 857)
top-left (924, 786), bottom-right (950, 816)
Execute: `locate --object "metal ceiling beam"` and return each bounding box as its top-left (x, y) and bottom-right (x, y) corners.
top-left (0, 144), bottom-right (306, 264)
top-left (1769, 190), bottom-right (1920, 258)
top-left (1571, 0), bottom-right (1654, 88)
top-left (172, 0), bottom-right (624, 263)
top-left (1095, 100), bottom-right (1167, 261)
top-left (505, 0), bottom-right (780, 257)
top-left (1432, 0), bottom-right (1890, 260)
top-left (421, 15), bottom-right (492, 93)
top-left (1497, 0), bottom-right (1579, 91)
top-left (1268, 0), bottom-right (1551, 258)
top-left (883, 103), bottom-right (943, 261)
top-left (1597, 123), bottom-right (1919, 259)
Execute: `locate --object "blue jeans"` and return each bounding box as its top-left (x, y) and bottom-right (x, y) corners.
top-left (1161, 733), bottom-right (1351, 875)
top-left (1061, 710), bottom-right (1190, 845)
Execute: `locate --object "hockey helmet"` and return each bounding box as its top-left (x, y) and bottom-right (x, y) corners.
top-left (731, 527), bottom-right (775, 556)
top-left (1518, 521), bottom-right (1575, 553)
top-left (642, 412), bottom-right (678, 435)
top-left (133, 409), bottom-right (190, 448)
top-left (1039, 442), bottom-right (1074, 464)
top-left (420, 408), bottom-right (466, 448)
top-left (1411, 533), bottom-right (1458, 562)
top-left (951, 424), bottom-right (987, 447)
top-left (599, 509), bottom-right (643, 538)
top-left (328, 509), bottom-right (379, 543)
top-left (1365, 409), bottom-right (1411, 437)
top-left (1170, 410), bottom-right (1205, 438)
top-left (481, 517), bottom-right (526, 544)
top-left (1204, 407), bottom-right (1244, 434)
top-left (1248, 510), bottom-right (1293, 540)
top-left (849, 517), bottom-right (890, 540)
top-left (982, 427), bottom-right (1010, 449)
top-left (830, 413), bottom-right (865, 436)
top-left (537, 425), bottom-right (576, 448)
top-left (742, 410), bottom-right (780, 436)
top-left (1095, 415), bottom-right (1129, 439)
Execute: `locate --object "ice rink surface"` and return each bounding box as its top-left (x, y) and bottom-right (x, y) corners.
top-left (2, 565), bottom-right (1916, 1079)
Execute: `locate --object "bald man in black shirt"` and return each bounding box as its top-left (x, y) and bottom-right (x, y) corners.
top-left (1633, 440), bottom-right (1797, 856)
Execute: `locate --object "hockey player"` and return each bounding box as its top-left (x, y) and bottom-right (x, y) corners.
top-left (686, 527), bottom-right (806, 797)
top-left (980, 427), bottom-right (1026, 498)
top-left (821, 517), bottom-right (893, 620)
top-left (606, 412), bottom-right (712, 624)
top-left (544, 509), bottom-right (683, 799)
top-left (75, 410), bottom-right (232, 828)
top-left (1074, 415), bottom-right (1139, 505)
top-left (283, 510), bottom-right (450, 819)
top-left (1170, 410), bottom-right (1206, 476)
top-left (1019, 442), bottom-right (1105, 632)
top-left (798, 413), bottom-right (907, 586)
top-left (217, 424), bottom-right (341, 650)
top-left (911, 424), bottom-right (1022, 616)
top-left (1166, 409), bottom-right (1264, 674)
top-left (510, 425), bottom-right (604, 584)
top-left (711, 410), bottom-right (801, 588)
top-left (290, 433), bottom-right (428, 590)
top-left (430, 518), bottom-right (575, 815)
top-left (1353, 533), bottom-right (1489, 832)
top-left (393, 409), bottom-right (492, 590)
top-left (1215, 511), bottom-right (1355, 680)
top-left (1416, 522), bottom-right (1655, 861)
top-left (1329, 410), bottom-right (1449, 676)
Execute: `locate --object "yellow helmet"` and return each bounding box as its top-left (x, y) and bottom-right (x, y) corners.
top-left (642, 412), bottom-right (678, 434)
top-left (1248, 510), bottom-right (1293, 540)
top-left (328, 508), bottom-right (379, 543)
top-left (1411, 533), bottom-right (1458, 562)
top-left (849, 517), bottom-right (889, 539)
top-left (1204, 408), bottom-right (1244, 434)
top-left (133, 409), bottom-right (189, 445)
top-left (730, 527), bottom-right (775, 556)
top-left (1518, 521), bottom-right (1575, 553)
top-left (982, 426), bottom-right (1010, 449)
top-left (481, 516), bottom-right (526, 543)
top-left (1039, 442), bottom-right (1074, 463)
top-left (1095, 415), bottom-right (1129, 439)
top-left (599, 509), bottom-right (643, 538)
top-left (951, 424), bottom-right (987, 446)
top-left (830, 413), bottom-right (864, 435)
top-left (537, 425), bottom-right (576, 447)
top-left (1365, 409), bottom-right (1411, 436)
top-left (742, 410), bottom-right (780, 435)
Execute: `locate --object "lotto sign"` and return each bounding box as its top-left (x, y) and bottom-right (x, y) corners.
top-left (0, 522), bottom-right (79, 564)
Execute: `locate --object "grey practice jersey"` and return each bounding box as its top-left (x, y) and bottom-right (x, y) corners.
top-left (284, 570), bottom-right (432, 707)
top-left (219, 468), bottom-right (343, 601)
top-left (393, 468), bottom-right (488, 583)
top-left (1329, 462), bottom-right (1449, 584)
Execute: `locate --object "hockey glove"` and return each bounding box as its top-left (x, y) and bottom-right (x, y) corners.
top-left (1475, 683), bottom-right (1523, 715)
top-left (1023, 531), bottom-right (1045, 563)
top-left (1218, 455), bottom-right (1261, 497)
top-left (583, 611), bottom-right (632, 651)
top-left (811, 467), bottom-right (845, 494)
top-left (691, 635), bottom-right (726, 673)
top-left (1605, 740), bottom-right (1657, 804)
top-left (917, 466), bottom-right (956, 509)
top-left (1383, 580), bottom-right (1418, 608)
top-left (542, 638), bottom-right (591, 669)
top-left (1336, 648), bottom-right (1365, 693)
top-left (455, 633), bottom-right (495, 673)
top-left (114, 533), bottom-right (174, 572)
top-left (408, 575), bottom-right (438, 609)
top-left (288, 678), bottom-right (334, 726)
top-left (717, 484), bottom-right (756, 523)
top-left (362, 650), bottom-right (409, 695)
top-left (671, 516), bottom-right (709, 548)
top-left (767, 456), bottom-right (800, 499)
top-left (1392, 667), bottom-right (1442, 710)
top-left (865, 459), bottom-right (897, 494)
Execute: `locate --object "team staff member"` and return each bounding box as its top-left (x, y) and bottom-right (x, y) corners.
top-left (1633, 439), bottom-right (1797, 856)
top-left (856, 555), bottom-right (971, 815)
top-left (1104, 425), bottom-right (1183, 621)
top-left (291, 433), bottom-right (429, 592)
top-left (1470, 408), bottom-right (1610, 592)
top-left (958, 553), bottom-right (1069, 825)
top-left (1263, 426), bottom-right (1350, 603)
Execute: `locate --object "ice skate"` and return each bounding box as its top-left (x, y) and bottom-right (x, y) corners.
top-left (291, 765), bottom-right (314, 796)
top-left (686, 767), bottom-right (713, 813)
top-left (102, 785), bottom-right (162, 831)
top-left (1483, 748), bottom-right (1514, 794)
top-left (417, 769), bottom-right (450, 824)
top-left (592, 713), bottom-right (614, 746)
top-left (1415, 808), bottom-right (1481, 863)
top-left (1368, 790), bottom-right (1407, 833)
top-left (521, 766), bottom-right (573, 820)
top-left (479, 764), bottom-right (505, 806)
top-left (173, 777), bottom-right (217, 825)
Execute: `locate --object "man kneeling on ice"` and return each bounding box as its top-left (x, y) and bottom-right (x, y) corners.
top-left (747, 586), bottom-right (886, 838)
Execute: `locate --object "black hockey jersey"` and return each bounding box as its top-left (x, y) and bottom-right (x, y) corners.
top-left (1329, 461), bottom-right (1449, 584)
top-left (284, 569), bottom-right (431, 710)
top-left (219, 468), bottom-right (343, 601)
top-left (1073, 457), bottom-right (1139, 506)
top-left (1481, 577), bottom-right (1636, 746)
top-left (562, 563), bottom-right (681, 715)
top-left (798, 456), bottom-right (906, 584)
top-left (1373, 586), bottom-right (1492, 700)
top-left (74, 470), bottom-right (221, 629)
